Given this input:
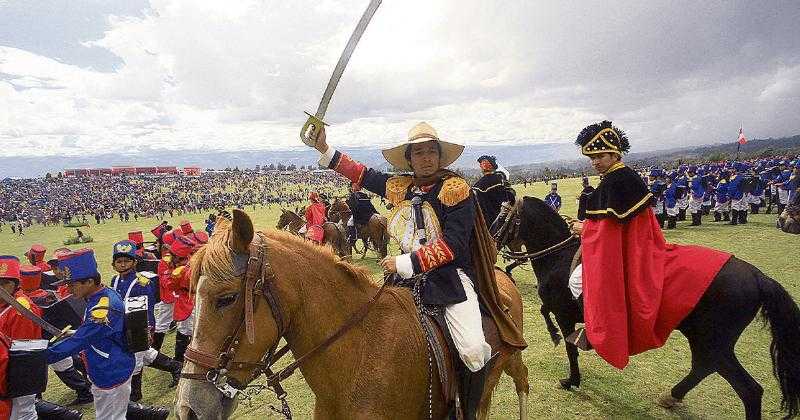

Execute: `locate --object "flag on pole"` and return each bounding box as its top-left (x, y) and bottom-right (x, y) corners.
top-left (737, 127), bottom-right (747, 145)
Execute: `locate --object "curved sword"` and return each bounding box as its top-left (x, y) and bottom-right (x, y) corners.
top-left (300, 0), bottom-right (383, 147)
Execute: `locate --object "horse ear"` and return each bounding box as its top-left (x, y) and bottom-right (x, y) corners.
top-left (230, 209), bottom-right (254, 253)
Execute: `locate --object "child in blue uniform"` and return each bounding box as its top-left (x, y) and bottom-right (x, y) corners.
top-left (47, 249), bottom-right (135, 420)
top-left (110, 240), bottom-right (181, 401)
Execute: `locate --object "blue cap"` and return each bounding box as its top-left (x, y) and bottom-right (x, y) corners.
top-left (112, 240), bottom-right (139, 261)
top-left (57, 249), bottom-right (99, 283)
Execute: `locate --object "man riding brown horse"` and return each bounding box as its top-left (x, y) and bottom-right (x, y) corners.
top-left (309, 122), bottom-right (527, 418)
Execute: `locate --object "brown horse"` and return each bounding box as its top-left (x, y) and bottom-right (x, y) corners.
top-left (276, 208), bottom-right (351, 258)
top-left (175, 210), bottom-right (529, 420)
top-left (328, 198), bottom-right (389, 259)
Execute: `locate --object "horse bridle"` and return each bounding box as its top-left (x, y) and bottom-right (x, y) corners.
top-left (182, 232), bottom-right (387, 418)
top-left (493, 198), bottom-right (580, 262)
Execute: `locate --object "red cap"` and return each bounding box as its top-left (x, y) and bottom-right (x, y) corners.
top-left (19, 264), bottom-right (42, 292)
top-left (193, 231), bottom-right (209, 244)
top-left (162, 228), bottom-right (185, 246)
top-left (180, 221), bottom-right (194, 234)
top-left (0, 256), bottom-right (21, 281)
top-left (170, 236), bottom-right (197, 258)
top-left (128, 231), bottom-right (144, 245)
top-left (151, 224), bottom-right (167, 239)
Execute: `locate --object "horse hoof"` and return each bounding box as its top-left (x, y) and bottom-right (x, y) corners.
top-left (657, 392), bottom-right (682, 409)
top-left (559, 378), bottom-right (578, 390)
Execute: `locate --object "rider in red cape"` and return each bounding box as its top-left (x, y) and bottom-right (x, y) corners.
top-left (569, 121), bottom-right (732, 369)
top-left (304, 192), bottom-right (327, 243)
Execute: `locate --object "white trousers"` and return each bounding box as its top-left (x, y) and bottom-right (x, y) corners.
top-left (688, 196), bottom-right (703, 214)
top-left (666, 206), bottom-right (679, 217)
top-left (731, 196), bottom-right (749, 211)
top-left (92, 377), bottom-right (131, 420)
top-left (177, 311), bottom-right (195, 336)
top-left (134, 347), bottom-right (160, 374)
top-left (445, 270), bottom-right (492, 372)
top-left (154, 301), bottom-right (174, 333)
top-left (779, 189), bottom-right (789, 205)
top-left (676, 197), bottom-right (688, 209)
top-left (10, 395), bottom-right (36, 420)
top-left (568, 264), bottom-right (583, 299)
top-left (713, 200), bottom-right (730, 212)
top-left (749, 192), bottom-right (764, 204)
top-left (50, 356), bottom-right (74, 372)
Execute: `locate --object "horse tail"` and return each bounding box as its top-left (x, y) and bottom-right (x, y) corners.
top-left (758, 272), bottom-right (800, 419)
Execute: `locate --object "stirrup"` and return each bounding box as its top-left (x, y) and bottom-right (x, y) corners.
top-left (565, 328), bottom-right (593, 351)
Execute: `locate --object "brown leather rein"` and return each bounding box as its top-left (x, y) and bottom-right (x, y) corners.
top-left (181, 231), bottom-right (387, 417)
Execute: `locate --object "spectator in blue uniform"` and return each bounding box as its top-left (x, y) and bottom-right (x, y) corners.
top-left (544, 182), bottom-right (562, 213)
top-left (110, 240), bottom-right (182, 402)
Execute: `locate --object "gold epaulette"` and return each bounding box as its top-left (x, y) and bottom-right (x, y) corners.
top-left (439, 177), bottom-right (470, 207)
top-left (386, 175), bottom-right (413, 206)
top-left (90, 297), bottom-right (110, 322)
top-left (136, 273), bottom-right (150, 286)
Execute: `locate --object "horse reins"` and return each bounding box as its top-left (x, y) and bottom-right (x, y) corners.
top-left (182, 232), bottom-right (388, 418)
top-left (494, 198), bottom-right (580, 262)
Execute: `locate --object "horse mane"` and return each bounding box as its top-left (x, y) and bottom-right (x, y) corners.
top-left (191, 223), bottom-right (378, 292)
top-left (521, 196), bottom-right (571, 238)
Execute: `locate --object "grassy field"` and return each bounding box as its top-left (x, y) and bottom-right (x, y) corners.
top-left (1, 175), bottom-right (797, 419)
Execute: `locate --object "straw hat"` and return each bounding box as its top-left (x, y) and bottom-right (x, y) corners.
top-left (381, 122), bottom-right (464, 172)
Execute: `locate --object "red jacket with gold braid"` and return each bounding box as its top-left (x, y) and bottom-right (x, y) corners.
top-left (323, 149), bottom-right (475, 306)
top-left (0, 291), bottom-right (43, 340)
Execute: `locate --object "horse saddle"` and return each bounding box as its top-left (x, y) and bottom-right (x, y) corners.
top-left (407, 287), bottom-right (501, 415)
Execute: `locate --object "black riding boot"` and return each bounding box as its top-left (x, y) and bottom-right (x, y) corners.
top-left (460, 354), bottom-right (498, 420)
top-left (55, 366), bottom-right (93, 405)
top-left (739, 210), bottom-right (748, 224)
top-left (174, 332), bottom-right (190, 363)
top-left (695, 212), bottom-right (702, 226)
top-left (151, 332), bottom-right (166, 352)
top-left (723, 211), bottom-right (730, 221)
top-left (729, 211), bottom-right (738, 225)
top-left (678, 208), bottom-right (686, 221)
top-left (666, 216), bottom-right (677, 229)
top-left (750, 203), bottom-right (759, 214)
top-left (35, 399), bottom-right (83, 420)
top-left (713, 211), bottom-right (721, 222)
top-left (778, 204), bottom-right (786, 214)
top-left (689, 213), bottom-right (699, 226)
top-left (656, 213), bottom-right (666, 229)
top-left (149, 352), bottom-right (182, 387)
top-left (126, 402), bottom-right (170, 420)
top-left (130, 372), bottom-right (143, 402)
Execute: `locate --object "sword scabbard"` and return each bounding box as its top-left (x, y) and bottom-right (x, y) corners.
top-left (300, 112), bottom-right (328, 147)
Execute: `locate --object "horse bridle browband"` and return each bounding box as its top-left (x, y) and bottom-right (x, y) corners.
top-left (182, 231), bottom-right (387, 418)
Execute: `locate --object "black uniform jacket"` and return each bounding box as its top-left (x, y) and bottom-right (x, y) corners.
top-left (328, 150), bottom-right (475, 306)
top-left (346, 191), bottom-right (379, 226)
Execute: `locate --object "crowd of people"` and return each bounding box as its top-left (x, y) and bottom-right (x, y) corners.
top-left (639, 157), bottom-right (800, 233)
top-left (0, 218), bottom-right (215, 419)
top-left (0, 170), bottom-right (350, 230)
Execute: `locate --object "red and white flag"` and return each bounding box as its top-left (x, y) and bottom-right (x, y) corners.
top-left (737, 127), bottom-right (747, 145)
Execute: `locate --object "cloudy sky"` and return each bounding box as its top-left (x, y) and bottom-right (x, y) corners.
top-left (1, 0), bottom-right (798, 158)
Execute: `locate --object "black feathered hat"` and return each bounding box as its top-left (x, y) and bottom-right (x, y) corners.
top-left (477, 155), bottom-right (498, 169)
top-left (575, 120), bottom-right (630, 156)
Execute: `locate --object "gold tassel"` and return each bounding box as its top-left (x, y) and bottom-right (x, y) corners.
top-left (386, 176), bottom-right (413, 206)
top-left (439, 177), bottom-right (470, 206)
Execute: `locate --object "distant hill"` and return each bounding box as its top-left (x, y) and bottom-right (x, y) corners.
top-left (1, 136), bottom-right (797, 179)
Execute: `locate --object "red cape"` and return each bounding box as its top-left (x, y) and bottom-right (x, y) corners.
top-left (305, 202), bottom-right (327, 243)
top-left (582, 207), bottom-right (731, 369)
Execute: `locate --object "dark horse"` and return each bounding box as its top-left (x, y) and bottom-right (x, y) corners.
top-left (327, 198), bottom-right (389, 259)
top-left (496, 196), bottom-right (800, 420)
